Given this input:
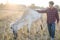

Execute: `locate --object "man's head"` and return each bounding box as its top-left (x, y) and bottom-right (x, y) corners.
top-left (49, 1), bottom-right (54, 8)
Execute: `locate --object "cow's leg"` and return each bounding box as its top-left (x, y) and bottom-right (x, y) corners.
top-left (11, 26), bottom-right (18, 40)
top-left (27, 18), bottom-right (33, 40)
top-left (13, 30), bottom-right (18, 40)
top-left (27, 18), bottom-right (32, 33)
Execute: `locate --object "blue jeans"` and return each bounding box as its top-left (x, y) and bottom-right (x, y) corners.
top-left (47, 22), bottom-right (55, 38)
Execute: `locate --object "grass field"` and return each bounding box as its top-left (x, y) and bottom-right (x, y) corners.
top-left (0, 7), bottom-right (60, 40)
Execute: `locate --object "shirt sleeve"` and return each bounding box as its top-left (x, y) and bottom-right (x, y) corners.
top-left (56, 9), bottom-right (59, 23)
top-left (36, 9), bottom-right (47, 13)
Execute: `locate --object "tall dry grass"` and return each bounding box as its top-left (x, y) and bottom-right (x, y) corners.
top-left (0, 7), bottom-right (60, 40)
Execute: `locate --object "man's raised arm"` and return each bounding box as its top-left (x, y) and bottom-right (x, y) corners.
top-left (36, 9), bottom-right (47, 13)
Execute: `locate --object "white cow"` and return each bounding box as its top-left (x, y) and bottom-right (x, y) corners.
top-left (10, 8), bottom-right (42, 39)
top-left (10, 8), bottom-right (42, 32)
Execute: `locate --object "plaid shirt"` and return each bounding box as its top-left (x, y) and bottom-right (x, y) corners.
top-left (37, 7), bottom-right (59, 24)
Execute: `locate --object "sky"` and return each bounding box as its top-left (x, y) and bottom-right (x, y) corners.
top-left (0, 0), bottom-right (60, 7)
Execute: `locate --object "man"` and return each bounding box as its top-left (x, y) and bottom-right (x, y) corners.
top-left (37, 1), bottom-right (59, 40)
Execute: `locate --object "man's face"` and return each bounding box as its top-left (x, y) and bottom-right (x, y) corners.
top-left (49, 4), bottom-right (53, 8)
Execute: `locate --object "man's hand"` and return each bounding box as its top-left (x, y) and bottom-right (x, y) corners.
top-left (57, 21), bottom-right (60, 27)
top-left (57, 20), bottom-right (59, 24)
